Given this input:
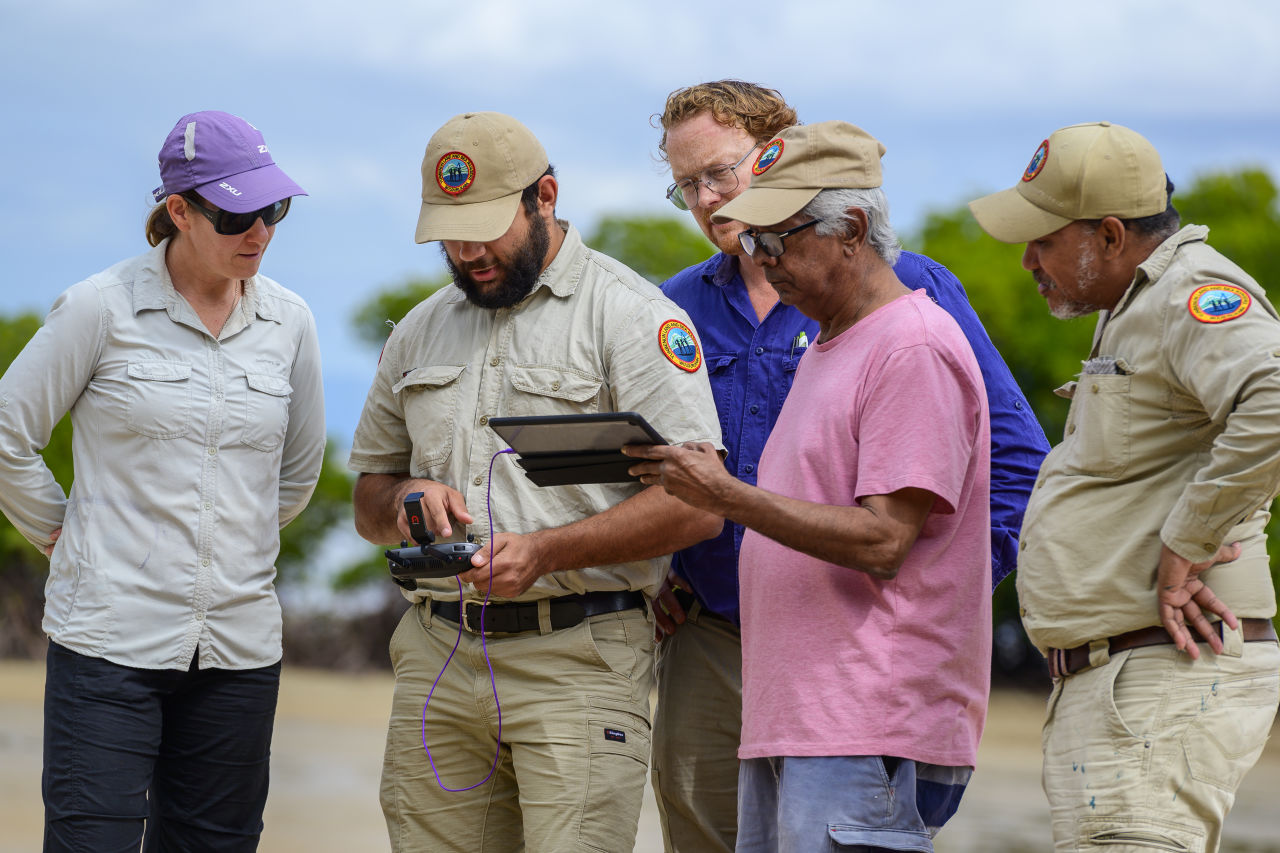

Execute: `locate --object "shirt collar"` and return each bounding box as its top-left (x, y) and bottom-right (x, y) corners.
top-left (1111, 224), bottom-right (1209, 317)
top-left (442, 219), bottom-right (582, 306)
top-left (131, 238), bottom-right (278, 324)
top-left (707, 252), bottom-right (739, 287)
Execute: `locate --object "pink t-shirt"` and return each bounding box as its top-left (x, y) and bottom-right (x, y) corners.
top-left (738, 289), bottom-right (991, 767)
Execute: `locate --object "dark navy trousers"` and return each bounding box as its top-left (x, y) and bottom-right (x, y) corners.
top-left (42, 641), bottom-right (280, 852)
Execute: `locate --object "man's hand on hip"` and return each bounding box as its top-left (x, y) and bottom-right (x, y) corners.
top-left (1156, 542), bottom-right (1241, 660)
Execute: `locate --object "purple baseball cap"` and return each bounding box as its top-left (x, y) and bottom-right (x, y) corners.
top-left (152, 111), bottom-right (307, 213)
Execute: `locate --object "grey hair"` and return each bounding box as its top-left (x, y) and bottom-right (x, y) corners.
top-left (801, 187), bottom-right (902, 266)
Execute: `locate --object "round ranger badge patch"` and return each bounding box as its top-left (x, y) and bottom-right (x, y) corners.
top-left (1022, 140), bottom-right (1049, 182)
top-left (658, 319), bottom-right (702, 372)
top-left (436, 151), bottom-right (475, 196)
top-left (753, 139), bottom-right (784, 176)
top-left (1188, 284), bottom-right (1251, 324)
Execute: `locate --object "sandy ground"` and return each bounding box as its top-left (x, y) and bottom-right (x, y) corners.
top-left (2, 660), bottom-right (1277, 852)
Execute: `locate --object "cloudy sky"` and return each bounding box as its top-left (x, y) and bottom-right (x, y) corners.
top-left (4, 0), bottom-right (1278, 445)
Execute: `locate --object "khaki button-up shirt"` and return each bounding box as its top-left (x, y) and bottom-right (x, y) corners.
top-left (349, 224), bottom-right (722, 602)
top-left (1018, 225), bottom-right (1280, 653)
top-left (0, 241), bottom-right (326, 670)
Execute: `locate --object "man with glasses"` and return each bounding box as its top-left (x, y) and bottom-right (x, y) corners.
top-left (648, 80), bottom-right (1048, 853)
top-left (627, 120), bottom-right (993, 851)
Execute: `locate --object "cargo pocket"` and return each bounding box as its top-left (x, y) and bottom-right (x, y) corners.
top-left (580, 697), bottom-right (651, 852)
top-left (507, 364), bottom-right (601, 417)
top-left (1078, 817), bottom-right (1202, 851)
top-left (125, 360), bottom-right (192, 439)
top-left (394, 364), bottom-right (466, 472)
top-left (241, 372), bottom-right (292, 451)
top-left (1181, 673), bottom-right (1279, 792)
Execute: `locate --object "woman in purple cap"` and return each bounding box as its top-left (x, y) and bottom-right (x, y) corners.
top-left (0, 111), bottom-right (325, 851)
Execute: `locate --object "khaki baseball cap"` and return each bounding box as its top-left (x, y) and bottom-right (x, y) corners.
top-left (969, 121), bottom-right (1167, 243)
top-left (710, 121), bottom-right (886, 227)
top-left (415, 112), bottom-right (549, 243)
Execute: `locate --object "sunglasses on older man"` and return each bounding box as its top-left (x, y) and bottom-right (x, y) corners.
top-left (738, 219), bottom-right (822, 258)
top-left (185, 195), bottom-right (291, 235)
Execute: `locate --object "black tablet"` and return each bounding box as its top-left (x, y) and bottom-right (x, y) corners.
top-left (488, 412), bottom-right (668, 486)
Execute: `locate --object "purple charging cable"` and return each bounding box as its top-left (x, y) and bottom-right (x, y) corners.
top-left (420, 447), bottom-right (515, 791)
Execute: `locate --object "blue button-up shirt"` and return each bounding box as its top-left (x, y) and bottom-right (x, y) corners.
top-left (663, 251), bottom-right (1049, 625)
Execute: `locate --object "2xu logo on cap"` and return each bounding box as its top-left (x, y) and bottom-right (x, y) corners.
top-left (436, 151), bottom-right (475, 196)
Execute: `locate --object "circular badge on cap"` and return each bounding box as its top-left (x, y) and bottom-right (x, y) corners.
top-left (1022, 140), bottom-right (1049, 182)
top-left (753, 139), bottom-right (784, 176)
top-left (436, 152), bottom-right (475, 195)
top-left (1188, 284), bottom-right (1250, 324)
top-left (658, 319), bottom-right (702, 372)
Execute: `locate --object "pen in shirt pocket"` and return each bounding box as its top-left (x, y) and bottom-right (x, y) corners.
top-left (790, 330), bottom-right (809, 360)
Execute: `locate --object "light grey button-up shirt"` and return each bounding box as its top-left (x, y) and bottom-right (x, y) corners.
top-left (0, 240), bottom-right (325, 670)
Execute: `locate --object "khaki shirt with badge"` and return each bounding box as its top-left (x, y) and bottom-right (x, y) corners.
top-left (1018, 225), bottom-right (1280, 653)
top-left (348, 223), bottom-right (723, 603)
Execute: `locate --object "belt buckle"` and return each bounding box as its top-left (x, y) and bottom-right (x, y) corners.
top-left (459, 597), bottom-right (488, 635)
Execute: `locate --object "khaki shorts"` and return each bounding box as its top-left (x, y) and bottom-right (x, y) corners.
top-left (1042, 629), bottom-right (1279, 852)
top-left (380, 601), bottom-right (655, 853)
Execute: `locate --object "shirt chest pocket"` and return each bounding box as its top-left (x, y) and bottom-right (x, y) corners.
top-left (1061, 372), bottom-right (1132, 478)
top-left (126, 360), bottom-right (192, 439)
top-left (394, 364), bottom-right (467, 472)
top-left (506, 365), bottom-right (602, 417)
top-left (705, 353), bottom-right (737, 437)
top-left (241, 372), bottom-right (293, 452)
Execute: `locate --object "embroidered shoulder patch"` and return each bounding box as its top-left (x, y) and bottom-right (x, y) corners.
top-left (658, 319), bottom-right (702, 372)
top-left (1188, 284), bottom-right (1250, 324)
top-left (1022, 140), bottom-right (1049, 182)
top-left (436, 151), bottom-right (475, 196)
top-left (753, 139), bottom-right (784, 175)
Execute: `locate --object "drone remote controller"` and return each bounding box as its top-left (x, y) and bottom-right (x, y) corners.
top-left (386, 491), bottom-right (482, 589)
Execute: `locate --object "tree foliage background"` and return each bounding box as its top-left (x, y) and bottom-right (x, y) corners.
top-left (2, 171), bottom-right (1277, 666)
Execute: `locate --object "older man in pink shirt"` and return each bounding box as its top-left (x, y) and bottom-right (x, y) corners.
top-left (627, 120), bottom-right (991, 852)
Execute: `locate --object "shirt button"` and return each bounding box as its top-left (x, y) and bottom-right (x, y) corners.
top-left (203, 502), bottom-right (212, 511)
top-left (551, 381), bottom-right (561, 391)
top-left (490, 357), bottom-right (500, 366)
top-left (755, 347), bottom-right (764, 355)
top-left (201, 559), bottom-right (210, 567)
top-left (1014, 401), bottom-right (1023, 410)
top-left (1020, 540), bottom-right (1028, 551)
top-left (479, 415), bottom-right (488, 426)
top-left (744, 464), bottom-right (754, 474)
top-left (1067, 424), bottom-right (1076, 434)
top-left (1091, 383), bottom-right (1099, 393)
top-left (749, 404), bottom-right (759, 414)
top-left (207, 447), bottom-right (217, 456)
top-left (474, 476), bottom-right (483, 486)
top-left (1203, 542), bottom-right (1215, 552)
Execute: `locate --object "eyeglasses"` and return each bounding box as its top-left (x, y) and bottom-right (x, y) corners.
top-left (184, 195), bottom-right (291, 235)
top-left (738, 219), bottom-right (822, 258)
top-left (665, 146), bottom-right (758, 211)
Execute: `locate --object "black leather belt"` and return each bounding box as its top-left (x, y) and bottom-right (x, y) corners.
top-left (1048, 617), bottom-right (1277, 679)
top-left (430, 590), bottom-right (645, 635)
